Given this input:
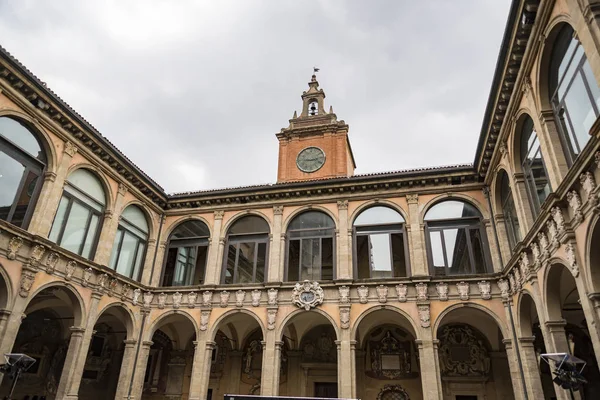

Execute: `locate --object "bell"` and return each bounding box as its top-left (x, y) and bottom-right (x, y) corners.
top-left (309, 103), bottom-right (317, 116)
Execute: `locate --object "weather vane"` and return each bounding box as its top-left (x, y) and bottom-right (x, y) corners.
top-left (313, 66), bottom-right (320, 74)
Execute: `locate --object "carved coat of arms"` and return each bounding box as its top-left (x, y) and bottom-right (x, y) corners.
top-left (292, 280), bottom-right (324, 310)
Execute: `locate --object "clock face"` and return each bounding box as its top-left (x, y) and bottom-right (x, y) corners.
top-left (296, 147), bottom-right (326, 173)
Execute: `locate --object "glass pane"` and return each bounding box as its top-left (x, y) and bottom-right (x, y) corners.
top-left (356, 235), bottom-right (370, 279)
top-left (503, 198), bottom-right (521, 250)
top-left (354, 206), bottom-right (404, 226)
top-left (424, 201), bottom-right (480, 221)
top-left (60, 202), bottom-right (92, 255)
top-left (321, 237), bottom-right (333, 280)
top-left (469, 229), bottom-right (487, 274)
top-left (81, 213), bottom-right (99, 259)
top-left (132, 242), bottom-right (146, 280)
top-left (583, 61), bottom-right (600, 112)
top-left (558, 44), bottom-right (584, 100)
top-left (49, 196), bottom-right (69, 242)
top-left (288, 211), bottom-right (335, 230)
top-left (162, 248), bottom-right (178, 286)
top-left (115, 231), bottom-right (139, 278)
top-left (288, 240), bottom-right (300, 281)
top-left (444, 228), bottom-right (472, 275)
top-left (0, 152), bottom-right (25, 222)
top-left (229, 216), bottom-right (269, 234)
top-left (300, 238), bottom-right (320, 280)
top-left (429, 231), bottom-right (445, 267)
top-left (288, 228), bottom-right (333, 238)
top-left (0, 117), bottom-right (44, 160)
top-left (224, 244), bottom-right (236, 284)
top-left (171, 220), bottom-right (210, 239)
top-left (369, 233), bottom-right (392, 276)
top-left (563, 72), bottom-right (596, 153)
top-left (237, 242), bottom-right (256, 283)
top-left (173, 247), bottom-right (191, 286)
top-left (66, 169), bottom-right (106, 206)
top-left (121, 205), bottom-right (149, 234)
top-left (109, 229), bottom-right (124, 270)
top-left (194, 245), bottom-right (208, 285)
top-left (391, 233), bottom-right (407, 277)
top-left (255, 242), bottom-right (266, 282)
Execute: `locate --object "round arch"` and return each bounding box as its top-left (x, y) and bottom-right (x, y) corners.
top-left (221, 210), bottom-right (273, 237)
top-left (282, 205), bottom-right (338, 233)
top-left (586, 213), bottom-right (600, 293)
top-left (117, 200), bottom-right (158, 238)
top-left (0, 109), bottom-right (58, 173)
top-left (510, 110), bottom-right (540, 174)
top-left (420, 193), bottom-right (488, 223)
top-left (0, 263), bottom-right (13, 310)
top-left (94, 301), bottom-right (137, 340)
top-left (491, 166), bottom-right (513, 214)
top-left (65, 163), bottom-right (115, 212)
top-left (516, 289), bottom-right (544, 338)
top-left (349, 200), bottom-right (408, 226)
top-left (144, 309), bottom-right (199, 342)
top-left (543, 259), bottom-right (580, 322)
top-left (207, 308), bottom-right (266, 343)
top-left (163, 215), bottom-right (213, 242)
top-left (432, 302), bottom-right (508, 341)
top-left (276, 308), bottom-right (340, 343)
top-left (351, 304), bottom-right (421, 344)
top-left (26, 281), bottom-right (86, 327)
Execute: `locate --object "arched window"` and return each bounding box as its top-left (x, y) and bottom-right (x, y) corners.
top-left (520, 116), bottom-right (551, 214)
top-left (0, 116), bottom-right (46, 228)
top-left (161, 220), bottom-right (210, 286)
top-left (424, 200), bottom-right (490, 276)
top-left (353, 206), bottom-right (409, 279)
top-left (500, 172), bottom-right (521, 250)
top-left (286, 211), bottom-right (335, 281)
top-left (49, 169), bottom-right (105, 259)
top-left (109, 205), bottom-right (149, 280)
top-left (222, 216), bottom-right (269, 284)
top-left (550, 24), bottom-right (600, 163)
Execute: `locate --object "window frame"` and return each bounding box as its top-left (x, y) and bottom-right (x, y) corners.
top-left (110, 210), bottom-right (149, 281)
top-left (500, 173), bottom-right (521, 251)
top-left (221, 218), bottom-right (270, 285)
top-left (520, 118), bottom-right (552, 215)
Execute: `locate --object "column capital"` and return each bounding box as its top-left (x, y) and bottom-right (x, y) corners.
top-left (518, 336), bottom-right (536, 346)
top-left (206, 340), bottom-right (217, 350)
top-left (545, 319), bottom-right (567, 332)
top-left (142, 340), bottom-right (154, 349)
top-left (123, 339), bottom-right (138, 347)
top-left (69, 326), bottom-right (86, 336)
top-left (502, 338), bottom-right (513, 349)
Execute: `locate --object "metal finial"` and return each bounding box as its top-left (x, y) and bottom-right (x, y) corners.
top-left (313, 66), bottom-right (320, 74)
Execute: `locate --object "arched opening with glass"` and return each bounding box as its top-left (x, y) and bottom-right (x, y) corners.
top-left (161, 219), bottom-right (210, 286)
top-left (222, 215), bottom-right (269, 284)
top-left (520, 115), bottom-right (551, 215)
top-left (109, 205), bottom-right (149, 281)
top-left (499, 171), bottom-right (521, 251)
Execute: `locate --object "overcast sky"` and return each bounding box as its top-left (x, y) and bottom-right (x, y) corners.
top-left (0, 0), bottom-right (511, 193)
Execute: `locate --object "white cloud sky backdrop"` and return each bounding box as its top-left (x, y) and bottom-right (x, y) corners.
top-left (0, 0), bottom-right (511, 193)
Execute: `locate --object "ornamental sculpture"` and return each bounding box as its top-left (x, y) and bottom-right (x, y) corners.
top-left (29, 245), bottom-right (46, 266)
top-left (202, 291), bottom-right (212, 307)
top-left (292, 281), bottom-right (324, 311)
top-left (7, 236), bottom-right (23, 260)
top-left (438, 325), bottom-right (491, 377)
top-left (187, 292), bottom-right (197, 308)
top-left (436, 282), bottom-right (448, 301)
top-left (456, 281), bottom-right (469, 301)
top-left (251, 290), bottom-right (261, 307)
top-left (172, 292), bottom-right (182, 309)
top-left (98, 273), bottom-right (108, 289)
top-left (567, 190), bottom-right (583, 224)
top-left (416, 282), bottom-right (428, 301)
top-left (376, 285), bottom-right (388, 303)
top-left (200, 310), bottom-right (211, 331)
top-left (418, 305), bottom-right (430, 328)
top-left (46, 252), bottom-right (60, 274)
top-left (121, 283), bottom-right (131, 301)
top-left (236, 290), bottom-right (246, 307)
top-left (267, 308), bottom-right (277, 330)
top-left (143, 292), bottom-right (154, 308)
top-left (519, 252), bottom-right (531, 280)
top-left (376, 385), bottom-right (410, 400)
top-left (109, 278), bottom-right (118, 295)
top-left (338, 285), bottom-right (350, 304)
top-left (339, 306), bottom-right (350, 329)
top-left (513, 266), bottom-right (522, 289)
top-left (268, 288), bottom-right (278, 306)
top-left (132, 288), bottom-right (141, 305)
top-left (538, 231), bottom-right (549, 252)
top-left (220, 291), bottom-right (230, 307)
top-left (357, 286), bottom-right (369, 304)
top-left (551, 206), bottom-right (566, 235)
top-left (565, 243), bottom-right (579, 277)
top-left (478, 281), bottom-right (491, 300)
top-left (19, 269), bottom-right (36, 298)
top-left (530, 242), bottom-right (541, 269)
top-left (508, 273), bottom-right (517, 294)
top-left (497, 279), bottom-right (509, 299)
top-left (580, 171), bottom-right (598, 207)
top-left (547, 219), bottom-right (559, 248)
top-left (65, 261), bottom-right (76, 280)
top-left (158, 292), bottom-right (167, 309)
top-left (368, 331), bottom-right (413, 380)
top-left (395, 284), bottom-right (407, 302)
top-left (82, 268), bottom-right (92, 287)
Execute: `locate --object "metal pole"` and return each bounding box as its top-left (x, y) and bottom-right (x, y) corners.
top-left (7, 368), bottom-right (21, 400)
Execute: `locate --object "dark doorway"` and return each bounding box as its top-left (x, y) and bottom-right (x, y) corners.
top-left (314, 382), bottom-right (338, 398)
top-left (456, 396), bottom-right (477, 400)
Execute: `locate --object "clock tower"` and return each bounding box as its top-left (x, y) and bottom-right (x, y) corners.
top-left (276, 73), bottom-right (356, 183)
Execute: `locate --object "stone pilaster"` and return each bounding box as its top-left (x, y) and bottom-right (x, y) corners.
top-left (130, 340), bottom-right (154, 400)
top-left (416, 335), bottom-right (443, 400)
top-left (512, 173), bottom-right (536, 233)
top-left (336, 200), bottom-right (352, 279)
top-left (55, 326), bottom-right (87, 399)
top-left (518, 336), bottom-right (545, 399)
top-left (484, 217), bottom-right (504, 272)
top-left (535, 110), bottom-right (569, 187)
top-left (204, 211), bottom-right (225, 285)
top-left (94, 183), bottom-right (128, 265)
top-left (406, 194), bottom-right (427, 276)
top-left (260, 335), bottom-right (283, 396)
top-left (140, 237), bottom-right (157, 285)
top-left (29, 141), bottom-right (77, 236)
top-left (335, 333), bottom-right (356, 398)
top-left (494, 214), bottom-right (513, 263)
top-left (227, 350), bottom-right (243, 394)
top-left (268, 206), bottom-right (284, 282)
top-left (188, 340), bottom-right (216, 400)
top-left (503, 339), bottom-right (526, 400)
top-left (114, 339), bottom-right (138, 400)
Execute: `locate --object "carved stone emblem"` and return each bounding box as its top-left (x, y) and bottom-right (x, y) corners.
top-left (418, 305), bottom-right (430, 328)
top-left (513, 266), bottom-right (522, 289)
top-left (497, 279), bottom-right (509, 299)
top-left (19, 269), bottom-right (36, 298)
top-left (538, 231), bottom-right (549, 251)
top-left (235, 290), bottom-right (246, 307)
top-left (456, 282), bottom-right (469, 301)
top-left (82, 268), bottom-right (93, 287)
top-left (132, 288), bottom-right (141, 305)
top-left (7, 236), bottom-right (23, 260)
top-left (267, 308), bottom-right (277, 330)
top-left (29, 245), bottom-right (46, 266)
top-left (376, 385), bottom-right (410, 400)
top-left (251, 290), bottom-right (261, 307)
top-left (172, 292), bottom-right (182, 309)
top-left (520, 252), bottom-right (531, 280)
top-left (567, 190), bottom-right (583, 224)
top-left (268, 288), bottom-right (278, 306)
top-left (338, 286), bottom-right (350, 304)
top-left (395, 284), bottom-right (407, 302)
top-left (121, 283), bottom-right (131, 301)
top-left (98, 273), bottom-right (108, 289)
top-left (200, 310), bottom-right (211, 331)
top-left (478, 281), bottom-right (491, 300)
top-left (64, 140), bottom-right (78, 157)
top-left (551, 207), bottom-right (566, 235)
top-left (45, 252), bottom-right (60, 274)
top-left (292, 281), bottom-right (324, 310)
top-left (530, 242), bottom-right (541, 269)
top-left (65, 261), bottom-right (76, 280)
top-left (376, 285), bottom-right (388, 303)
top-left (143, 292), bottom-right (154, 308)
top-left (416, 283), bottom-right (428, 301)
top-left (565, 243), bottom-right (579, 277)
top-left (357, 286), bottom-right (369, 304)
top-left (439, 325), bottom-right (490, 377)
top-left (220, 291), bottom-right (230, 308)
top-left (202, 291), bottom-right (212, 307)
top-left (339, 306), bottom-right (351, 329)
top-left (187, 292), bottom-right (197, 308)
top-left (158, 292), bottom-right (167, 309)
top-left (547, 219), bottom-right (559, 248)
top-left (508, 273), bottom-right (517, 294)
top-left (580, 172), bottom-right (598, 206)
top-left (436, 282), bottom-right (448, 301)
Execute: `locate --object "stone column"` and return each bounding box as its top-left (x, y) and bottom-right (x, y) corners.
top-left (227, 350), bottom-right (243, 394)
top-left (336, 200), bottom-right (352, 279)
top-left (335, 334), bottom-right (355, 398)
top-left (113, 339), bottom-right (138, 400)
top-left (518, 336), bottom-right (545, 399)
top-left (30, 140), bottom-right (77, 237)
top-left (503, 339), bottom-right (526, 400)
top-left (130, 340), bottom-right (154, 400)
top-left (416, 336), bottom-right (443, 400)
top-left (260, 335), bottom-right (283, 396)
top-left (94, 183), bottom-right (128, 266)
top-left (188, 340), bottom-right (215, 400)
top-left (204, 211), bottom-right (225, 285)
top-left (63, 291), bottom-right (103, 399)
top-left (268, 206), bottom-right (284, 282)
top-left (406, 194), bottom-right (427, 276)
top-left (0, 296), bottom-right (28, 361)
top-left (55, 326), bottom-right (87, 399)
